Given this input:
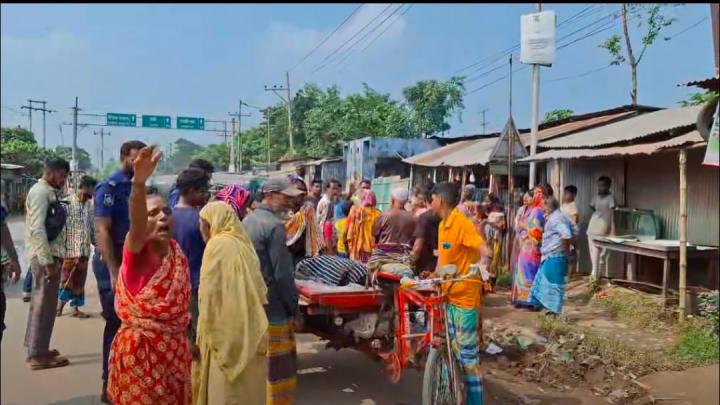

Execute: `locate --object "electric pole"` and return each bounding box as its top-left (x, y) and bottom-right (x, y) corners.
top-left (21, 100), bottom-right (55, 148)
top-left (529, 3), bottom-right (542, 188)
top-left (264, 72), bottom-right (294, 155)
top-left (266, 108), bottom-right (271, 173)
top-left (94, 128), bottom-right (110, 171)
top-left (71, 97), bottom-right (81, 173)
top-left (229, 100), bottom-right (251, 173)
top-left (480, 108), bottom-right (489, 135)
top-left (228, 117), bottom-right (237, 173)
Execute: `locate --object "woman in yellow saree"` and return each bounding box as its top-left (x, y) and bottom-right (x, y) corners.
top-left (192, 201), bottom-right (269, 405)
top-left (346, 190), bottom-right (382, 264)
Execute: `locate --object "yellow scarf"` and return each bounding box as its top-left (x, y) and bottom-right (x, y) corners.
top-left (197, 202), bottom-right (268, 382)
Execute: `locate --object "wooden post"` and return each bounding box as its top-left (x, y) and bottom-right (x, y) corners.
top-left (678, 149), bottom-right (688, 321)
top-left (409, 164), bottom-right (414, 191)
top-left (433, 168), bottom-right (437, 183)
top-left (461, 167), bottom-right (467, 191)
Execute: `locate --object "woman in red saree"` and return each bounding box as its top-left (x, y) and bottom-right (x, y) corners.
top-left (108, 146), bottom-right (192, 405)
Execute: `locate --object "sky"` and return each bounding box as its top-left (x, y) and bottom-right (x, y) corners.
top-left (1, 3), bottom-right (715, 167)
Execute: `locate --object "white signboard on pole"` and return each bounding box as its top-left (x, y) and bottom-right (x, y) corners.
top-left (520, 10), bottom-right (556, 66)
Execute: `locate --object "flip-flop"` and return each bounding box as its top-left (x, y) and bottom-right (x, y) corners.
top-left (29, 356), bottom-right (69, 370)
top-left (71, 311), bottom-right (91, 319)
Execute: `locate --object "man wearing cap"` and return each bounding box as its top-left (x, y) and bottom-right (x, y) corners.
top-left (243, 177), bottom-right (303, 405)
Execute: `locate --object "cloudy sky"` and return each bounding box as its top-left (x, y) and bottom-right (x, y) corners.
top-left (1, 3), bottom-right (714, 166)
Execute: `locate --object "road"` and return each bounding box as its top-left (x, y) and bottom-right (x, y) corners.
top-left (2, 217), bottom-right (432, 405)
top-left (1, 216), bottom-right (612, 405)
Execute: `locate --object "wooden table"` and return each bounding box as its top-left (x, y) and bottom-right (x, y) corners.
top-left (592, 237), bottom-right (719, 300)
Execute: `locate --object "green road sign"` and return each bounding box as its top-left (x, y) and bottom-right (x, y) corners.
top-left (176, 116), bottom-right (205, 130)
top-left (142, 115), bottom-right (172, 129)
top-left (107, 113), bottom-right (137, 127)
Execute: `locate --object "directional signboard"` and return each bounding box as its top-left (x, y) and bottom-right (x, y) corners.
top-left (107, 113), bottom-right (137, 127)
top-left (176, 116), bottom-right (205, 130)
top-left (142, 115), bottom-right (172, 129)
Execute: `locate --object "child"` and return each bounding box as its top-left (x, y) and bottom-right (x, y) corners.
top-left (335, 200), bottom-right (353, 259)
top-left (561, 185), bottom-right (580, 276)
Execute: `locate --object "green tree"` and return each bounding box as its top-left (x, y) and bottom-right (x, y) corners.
top-left (0, 127), bottom-right (58, 177)
top-left (169, 138), bottom-right (203, 172)
top-left (97, 157), bottom-right (119, 180)
top-left (600, 4), bottom-right (677, 105)
top-left (679, 90), bottom-right (719, 107)
top-left (542, 109), bottom-right (575, 124)
top-left (402, 76), bottom-right (465, 136)
top-left (54, 146), bottom-right (93, 171)
top-left (192, 143), bottom-right (230, 171)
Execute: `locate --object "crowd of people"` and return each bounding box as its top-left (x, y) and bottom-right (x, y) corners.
top-left (0, 137), bottom-right (617, 405)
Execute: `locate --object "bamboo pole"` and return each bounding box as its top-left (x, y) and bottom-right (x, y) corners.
top-left (678, 149), bottom-right (688, 321)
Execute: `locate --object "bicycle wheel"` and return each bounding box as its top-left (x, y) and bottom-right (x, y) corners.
top-left (422, 346), bottom-right (465, 405)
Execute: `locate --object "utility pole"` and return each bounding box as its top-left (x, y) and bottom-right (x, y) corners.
top-left (228, 117), bottom-right (237, 173)
top-left (266, 108), bottom-right (271, 173)
top-left (528, 3), bottom-right (542, 188)
top-left (480, 108), bottom-right (489, 135)
top-left (71, 97), bottom-right (81, 172)
top-left (21, 100), bottom-right (55, 147)
top-left (264, 72), bottom-right (294, 155)
top-left (94, 128), bottom-right (110, 171)
top-left (229, 100), bottom-right (251, 173)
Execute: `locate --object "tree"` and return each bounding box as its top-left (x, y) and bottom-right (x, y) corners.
top-left (600, 4), bottom-right (676, 105)
top-left (192, 143), bottom-right (230, 171)
top-left (402, 76), bottom-right (465, 136)
top-left (54, 146), bottom-right (92, 171)
top-left (542, 109), bottom-right (575, 124)
top-left (679, 90), bottom-right (719, 107)
top-left (169, 138), bottom-right (203, 173)
top-left (0, 127), bottom-right (57, 177)
top-left (97, 157), bottom-right (119, 180)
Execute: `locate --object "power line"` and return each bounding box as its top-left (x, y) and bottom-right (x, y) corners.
top-left (545, 64), bottom-right (613, 83)
top-left (664, 16), bottom-right (709, 41)
top-left (331, 4), bottom-right (407, 72)
top-left (465, 65), bottom-right (529, 96)
top-left (453, 8), bottom-right (618, 84)
top-left (357, 4), bottom-right (413, 55)
top-left (311, 4), bottom-right (394, 74)
top-left (289, 4), bottom-right (365, 72)
top-left (451, 5), bottom-right (607, 77)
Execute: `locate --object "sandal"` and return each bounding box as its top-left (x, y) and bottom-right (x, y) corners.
top-left (29, 356), bottom-right (69, 370)
top-left (71, 311), bottom-right (91, 319)
top-left (26, 349), bottom-right (60, 363)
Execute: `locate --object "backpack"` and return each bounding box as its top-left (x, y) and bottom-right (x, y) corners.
top-left (45, 199), bottom-right (67, 242)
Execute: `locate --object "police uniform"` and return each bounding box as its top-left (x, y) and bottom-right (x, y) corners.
top-left (92, 168), bottom-right (132, 388)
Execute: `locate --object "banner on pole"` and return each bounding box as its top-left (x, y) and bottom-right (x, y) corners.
top-left (520, 10), bottom-right (556, 66)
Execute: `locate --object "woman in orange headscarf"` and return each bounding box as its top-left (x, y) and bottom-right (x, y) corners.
top-left (345, 190), bottom-right (382, 264)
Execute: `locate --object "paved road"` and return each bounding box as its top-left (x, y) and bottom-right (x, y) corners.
top-left (4, 216), bottom-right (626, 405)
top-left (2, 217), bottom-right (431, 405)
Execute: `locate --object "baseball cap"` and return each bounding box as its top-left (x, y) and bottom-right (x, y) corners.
top-left (261, 177), bottom-right (304, 197)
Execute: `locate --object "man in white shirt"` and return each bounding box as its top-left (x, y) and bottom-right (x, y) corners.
top-left (587, 176), bottom-right (615, 279)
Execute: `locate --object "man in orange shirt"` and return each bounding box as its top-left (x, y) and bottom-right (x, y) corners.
top-left (430, 182), bottom-right (485, 405)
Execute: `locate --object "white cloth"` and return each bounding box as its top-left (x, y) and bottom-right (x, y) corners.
top-left (587, 194), bottom-right (615, 236)
top-left (587, 235), bottom-right (608, 279)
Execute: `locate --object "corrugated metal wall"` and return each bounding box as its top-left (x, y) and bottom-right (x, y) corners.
top-left (626, 148), bottom-right (719, 246)
top-left (321, 161), bottom-right (346, 184)
top-left (555, 158), bottom-right (626, 276)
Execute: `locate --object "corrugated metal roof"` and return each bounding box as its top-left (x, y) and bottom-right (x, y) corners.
top-left (521, 131), bottom-right (704, 162)
top-left (677, 76), bottom-right (719, 90)
top-left (540, 105), bottom-right (704, 149)
top-left (522, 111), bottom-right (637, 143)
top-left (402, 139), bottom-right (479, 167)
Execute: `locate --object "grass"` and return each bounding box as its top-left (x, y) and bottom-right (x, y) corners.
top-left (673, 318), bottom-right (720, 365)
top-left (590, 286), bottom-right (675, 330)
top-left (538, 314), bottom-right (679, 375)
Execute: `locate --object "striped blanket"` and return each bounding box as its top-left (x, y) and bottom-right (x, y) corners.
top-left (295, 255), bottom-right (367, 286)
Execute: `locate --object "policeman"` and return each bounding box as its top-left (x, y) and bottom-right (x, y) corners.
top-left (92, 140), bottom-right (145, 404)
